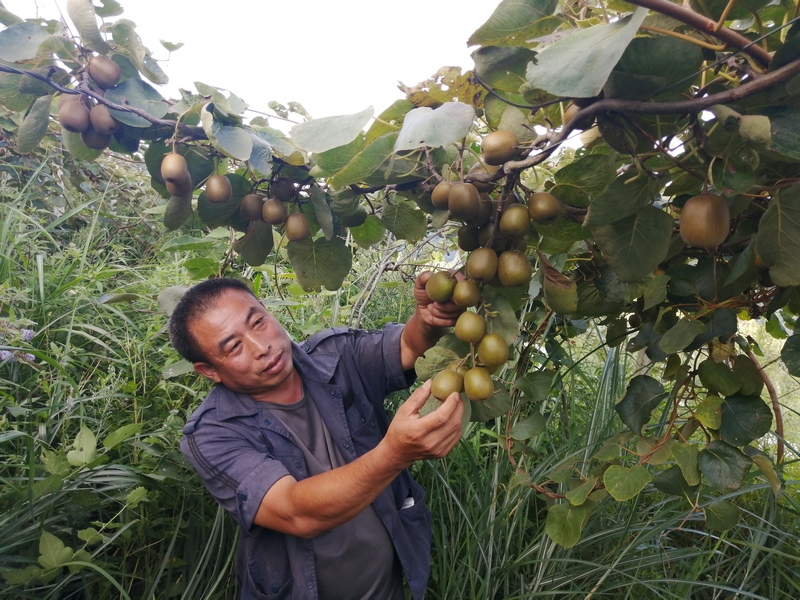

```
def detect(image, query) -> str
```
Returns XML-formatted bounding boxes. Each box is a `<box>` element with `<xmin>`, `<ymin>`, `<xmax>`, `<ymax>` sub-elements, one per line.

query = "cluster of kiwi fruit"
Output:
<box><xmin>57</xmin><ymin>55</ymin><xmax>122</xmax><ymax>151</ymax></box>
<box><xmin>426</xmin><ymin>130</ymin><xmax>543</xmax><ymax>403</ymax></box>
<box><xmin>237</xmin><ymin>178</ymin><xmax>310</xmax><ymax>241</ymax></box>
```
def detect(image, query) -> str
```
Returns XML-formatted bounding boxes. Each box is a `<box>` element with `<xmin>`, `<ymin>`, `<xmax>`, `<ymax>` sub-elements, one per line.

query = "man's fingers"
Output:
<box><xmin>400</xmin><ymin>380</ymin><xmax>433</xmax><ymax>415</ymax></box>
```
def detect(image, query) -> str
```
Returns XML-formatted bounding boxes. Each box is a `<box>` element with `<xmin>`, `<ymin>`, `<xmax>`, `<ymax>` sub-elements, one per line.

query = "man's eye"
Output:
<box><xmin>254</xmin><ymin>317</ymin><xmax>264</xmax><ymax>326</ymax></box>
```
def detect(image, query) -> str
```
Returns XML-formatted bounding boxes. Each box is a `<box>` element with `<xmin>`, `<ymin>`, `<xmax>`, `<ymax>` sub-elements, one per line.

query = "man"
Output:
<box><xmin>169</xmin><ymin>274</ymin><xmax>465</xmax><ymax>600</ymax></box>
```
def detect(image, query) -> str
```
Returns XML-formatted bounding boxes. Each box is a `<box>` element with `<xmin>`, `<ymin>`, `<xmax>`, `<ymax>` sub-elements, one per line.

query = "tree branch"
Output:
<box><xmin>746</xmin><ymin>349</ymin><xmax>785</xmax><ymax>464</ymax></box>
<box><xmin>625</xmin><ymin>0</ymin><xmax>772</xmax><ymax>67</ymax></box>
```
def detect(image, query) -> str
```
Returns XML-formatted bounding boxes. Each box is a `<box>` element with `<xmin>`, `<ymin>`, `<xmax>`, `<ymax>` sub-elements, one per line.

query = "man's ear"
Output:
<box><xmin>194</xmin><ymin>362</ymin><xmax>222</xmax><ymax>383</ymax></box>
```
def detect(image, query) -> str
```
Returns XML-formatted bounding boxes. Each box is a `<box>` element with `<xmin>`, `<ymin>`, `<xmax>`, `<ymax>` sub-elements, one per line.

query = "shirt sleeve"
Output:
<box><xmin>181</xmin><ymin>412</ymin><xmax>291</xmax><ymax>533</ymax></box>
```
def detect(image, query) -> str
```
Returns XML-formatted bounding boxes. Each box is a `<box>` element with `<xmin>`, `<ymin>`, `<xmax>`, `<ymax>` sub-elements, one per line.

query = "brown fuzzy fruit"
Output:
<box><xmin>262</xmin><ymin>198</ymin><xmax>288</xmax><ymax>225</ymax></box>
<box><xmin>431</xmin><ymin>369</ymin><xmax>464</xmax><ymax>401</ymax></box>
<box><xmin>477</xmin><ymin>333</ymin><xmax>509</xmax><ymax>369</ymax></box>
<box><xmin>205</xmin><ymin>175</ymin><xmax>233</xmax><ymax>204</ymax></box>
<box><xmin>679</xmin><ymin>194</ymin><xmax>731</xmax><ymax>249</ymax></box>
<box><xmin>497</xmin><ymin>250</ymin><xmax>532</xmax><ymax>287</ymax></box>
<box><xmin>431</xmin><ymin>181</ymin><xmax>453</xmax><ymax>210</ymax></box>
<box><xmin>240</xmin><ymin>194</ymin><xmax>265</xmax><ymax>221</ymax></box>
<box><xmin>469</xmin><ymin>194</ymin><xmax>494</xmax><ymax>228</ymax></box>
<box><xmin>447</xmin><ymin>360</ymin><xmax>469</xmax><ymax>378</ymax></box>
<box><xmin>284</xmin><ymin>213</ymin><xmax>310</xmax><ymax>241</ymax></box>
<box><xmin>463</xmin><ymin>367</ymin><xmax>494</xmax><ymax>401</ymax></box>
<box><xmin>80</xmin><ymin>126</ymin><xmax>110</xmax><ymax>150</ymax></box>
<box><xmin>58</xmin><ymin>100</ymin><xmax>90</xmax><ymax>133</ymax></box>
<box><xmin>481</xmin><ymin>130</ymin><xmax>519</xmax><ymax>166</ymax></box>
<box><xmin>455</xmin><ymin>311</ymin><xmax>486</xmax><ymax>344</ymax></box>
<box><xmin>425</xmin><ymin>271</ymin><xmax>457</xmax><ymax>303</ymax></box>
<box><xmin>89</xmin><ymin>104</ymin><xmax>120</xmax><ymax>135</ymax></box>
<box><xmin>457</xmin><ymin>225</ymin><xmax>480</xmax><ymax>252</ymax></box>
<box><xmin>339</xmin><ymin>206</ymin><xmax>368</xmax><ymax>227</ymax></box>
<box><xmin>448</xmin><ymin>183</ymin><xmax>481</xmax><ymax>221</ymax></box>
<box><xmin>528</xmin><ymin>192</ymin><xmax>562</xmax><ymax>225</ymax></box>
<box><xmin>452</xmin><ymin>279</ymin><xmax>481</xmax><ymax>308</ymax></box>
<box><xmin>499</xmin><ymin>204</ymin><xmax>530</xmax><ymax>238</ymax></box>
<box><xmin>466</xmin><ymin>247</ymin><xmax>499</xmax><ymax>282</ymax></box>
<box><xmin>87</xmin><ymin>55</ymin><xmax>121</xmax><ymax>89</ymax></box>
<box><xmin>161</xmin><ymin>153</ymin><xmax>190</xmax><ymax>185</ymax></box>
<box><xmin>270</xmin><ymin>178</ymin><xmax>294</xmax><ymax>203</ymax></box>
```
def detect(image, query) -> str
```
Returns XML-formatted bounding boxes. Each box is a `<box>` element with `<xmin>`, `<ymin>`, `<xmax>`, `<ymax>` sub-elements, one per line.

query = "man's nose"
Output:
<box><xmin>247</xmin><ymin>332</ymin><xmax>271</xmax><ymax>356</ymax></box>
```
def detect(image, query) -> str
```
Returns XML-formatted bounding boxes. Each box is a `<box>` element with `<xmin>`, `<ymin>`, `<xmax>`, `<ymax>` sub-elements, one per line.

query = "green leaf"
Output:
<box><xmin>472</xmin><ymin>46</ymin><xmax>539</xmax><ymax>93</ymax></box>
<box><xmin>350</xmin><ymin>215</ymin><xmax>385</xmax><ymax>248</ymax></box>
<box><xmin>510</xmin><ymin>413</ymin><xmax>548</xmax><ymax>441</ymax></box>
<box><xmin>653</xmin><ymin>464</ymin><xmax>698</xmax><ymax>497</ymax></box>
<box><xmin>470</xmin><ymin>382</ymin><xmax>512</xmax><ymax>421</ymax></box>
<box><xmin>0</xmin><ymin>73</ymin><xmax>36</xmax><ymax>111</ymax></box>
<box><xmin>731</xmin><ymin>354</ymin><xmax>764</xmax><ymax>397</ymax></box>
<box><xmin>481</xmin><ymin>289</ymin><xmax>520</xmax><ymax>345</ymax></box>
<box><xmin>614</xmin><ymin>375</ymin><xmax>667</xmax><ymax>435</ymax></box>
<box><xmin>743</xmin><ymin>446</ymin><xmax>784</xmax><ymax>498</ymax></box>
<box><xmin>66</xmin><ymin>0</ymin><xmax>109</xmax><ymax>53</ymax></box>
<box><xmin>247</xmin><ymin>132</ymin><xmax>273</xmax><ymax>177</ymax></box>
<box><xmin>720</xmin><ymin>394</ymin><xmax>772</xmax><ymax>446</ymax></box>
<box><xmin>591</xmin><ymin>205</ymin><xmax>673</xmax><ymax>282</ymax></box>
<box><xmin>308</xmin><ymin>185</ymin><xmax>334</xmax><ymax>240</ymax></box>
<box><xmin>162</xmin><ymin>359</ymin><xmax>195</xmax><ymax>379</ymax></box>
<box><xmin>66</xmin><ymin>425</ymin><xmax>97</xmax><ymax>467</ymax></box>
<box><xmin>515</xmin><ymin>371</ymin><xmax>553</xmax><ymax>403</ymax></box>
<box><xmin>584</xmin><ymin>172</ymin><xmax>661</xmax><ymax>228</ymax></box>
<box><xmin>126</xmin><ymin>486</ymin><xmax>147</xmax><ymax>507</ymax></box>
<box><xmin>468</xmin><ymin>0</ymin><xmax>560</xmax><ymax>46</ymax></box>
<box><xmin>381</xmin><ymin>200</ymin><xmax>427</xmax><ymax>242</ymax></box>
<box><xmin>235</xmin><ymin>221</ymin><xmax>274</xmax><ymax>267</ymax></box>
<box><xmin>554</xmin><ymin>153</ymin><xmax>617</xmax><ymax>198</ymax></box>
<box><xmin>565</xmin><ymin>477</ymin><xmax>597</xmax><ymax>506</ymax></box>
<box><xmin>394</xmin><ymin>102</ymin><xmax>475</xmax><ymax>152</ymax></box>
<box><xmin>0</xmin><ymin>565</ymin><xmax>42</xmax><ymax>585</ymax></box>
<box><xmin>694</xmin><ymin>395</ymin><xmax>723</xmax><ymax>430</ymax></box>
<box><xmin>40</xmin><ymin>448</ymin><xmax>70</xmax><ymax>477</ymax></box>
<box><xmin>17</xmin><ymin>95</ymin><xmax>53</xmax><ymax>154</ymax></box>
<box><xmin>545</xmin><ymin>503</ymin><xmax>586</xmax><ymax>548</ymax></box>
<box><xmin>704</xmin><ymin>500</ymin><xmax>740</xmax><ymax>531</ymax></box>
<box><xmin>290</xmin><ymin>106</ymin><xmax>373</xmax><ymax>153</ymax></box>
<box><xmin>603</xmin><ymin>464</ymin><xmax>652</xmax><ymax>501</ymax></box>
<box><xmin>643</xmin><ymin>273</ymin><xmax>670</xmax><ymax>310</ymax></box>
<box><xmin>62</xmin><ymin>128</ymin><xmax>103</xmax><ymax>162</ymax></box>
<box><xmin>763</xmin><ymin>106</ymin><xmax>800</xmax><ymax>161</ymax></box>
<box><xmin>38</xmin><ymin>531</ymin><xmax>74</xmax><ymax>570</ymax></box>
<box><xmin>415</xmin><ymin>346</ymin><xmax>460</xmax><ymax>381</ymax></box>
<box><xmin>95</xmin><ymin>0</ymin><xmax>123</xmax><ymax>17</ymax></box>
<box><xmin>161</xmin><ymin>236</ymin><xmax>216</xmax><ymax>252</ymax></box>
<box><xmin>78</xmin><ymin>527</ymin><xmax>104</xmax><ymax>546</ymax></box>
<box><xmin>287</xmin><ymin>237</ymin><xmax>352</xmax><ymax>292</ymax></box>
<box><xmin>157</xmin><ymin>285</ymin><xmax>188</xmax><ymax>316</ymax></box>
<box><xmin>698</xmin><ymin>359</ymin><xmax>741</xmax><ymax>396</ymax></box>
<box><xmin>671</xmin><ymin>442</ymin><xmax>701</xmax><ymax>486</ymax></box>
<box><xmin>109</xmin><ymin>19</ymin><xmax>168</xmax><ymax>84</ymax></box>
<box><xmin>104</xmin><ymin>78</ymin><xmax>168</xmax><ymax>128</ymax></box>
<box><xmin>659</xmin><ymin>318</ymin><xmax>707</xmax><ymax>354</ymax></box>
<box><xmin>103</xmin><ymin>423</ymin><xmax>141</xmax><ymax>449</ymax></box>
<box><xmin>636</xmin><ymin>436</ymin><xmax>674</xmax><ymax>466</ymax></box>
<box><xmin>328</xmin><ymin>133</ymin><xmax>397</xmax><ymax>189</ymax></box>
<box><xmin>698</xmin><ymin>440</ymin><xmax>752</xmax><ymax>490</ymax></box>
<box><xmin>201</xmin><ymin>105</ymin><xmax>253</xmax><ymax>160</ymax></box>
<box><xmin>526</xmin><ymin>8</ymin><xmax>648</xmax><ymax>98</ymax></box>
<box><xmin>0</xmin><ymin>22</ymin><xmax>52</xmax><ymax>62</ymax></box>
<box><xmin>754</xmin><ymin>184</ymin><xmax>800</xmax><ymax>287</ymax></box>
<box><xmin>780</xmin><ymin>334</ymin><xmax>800</xmax><ymax>377</ymax></box>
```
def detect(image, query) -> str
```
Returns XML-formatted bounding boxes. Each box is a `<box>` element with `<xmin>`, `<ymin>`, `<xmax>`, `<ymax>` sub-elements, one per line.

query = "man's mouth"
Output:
<box><xmin>261</xmin><ymin>351</ymin><xmax>283</xmax><ymax>374</ymax></box>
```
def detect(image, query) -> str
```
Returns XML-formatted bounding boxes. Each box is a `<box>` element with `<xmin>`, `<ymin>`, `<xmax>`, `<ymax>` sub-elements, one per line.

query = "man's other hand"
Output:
<box><xmin>413</xmin><ymin>270</ymin><xmax>465</xmax><ymax>329</ymax></box>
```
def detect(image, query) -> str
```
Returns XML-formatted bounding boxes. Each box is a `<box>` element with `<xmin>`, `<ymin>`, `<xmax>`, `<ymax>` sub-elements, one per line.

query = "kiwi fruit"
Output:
<box><xmin>58</xmin><ymin>100</ymin><xmax>90</xmax><ymax>133</ymax></box>
<box><xmin>205</xmin><ymin>175</ymin><xmax>233</xmax><ymax>204</ymax></box>
<box><xmin>80</xmin><ymin>126</ymin><xmax>110</xmax><ymax>150</ymax></box>
<box><xmin>679</xmin><ymin>194</ymin><xmax>730</xmax><ymax>249</ymax></box>
<box><xmin>455</xmin><ymin>311</ymin><xmax>486</xmax><ymax>344</ymax></box>
<box><xmin>448</xmin><ymin>183</ymin><xmax>481</xmax><ymax>221</ymax></box>
<box><xmin>87</xmin><ymin>55</ymin><xmax>121</xmax><ymax>89</ymax></box>
<box><xmin>339</xmin><ymin>205</ymin><xmax>367</xmax><ymax>227</ymax></box>
<box><xmin>528</xmin><ymin>192</ymin><xmax>562</xmax><ymax>225</ymax></box>
<box><xmin>497</xmin><ymin>250</ymin><xmax>532</xmax><ymax>287</ymax></box>
<box><xmin>447</xmin><ymin>359</ymin><xmax>469</xmax><ymax>378</ymax></box>
<box><xmin>58</xmin><ymin>92</ymin><xmax>91</xmax><ymax>109</ymax></box>
<box><xmin>477</xmin><ymin>333</ymin><xmax>509</xmax><ymax>369</ymax></box>
<box><xmin>431</xmin><ymin>181</ymin><xmax>453</xmax><ymax>210</ymax></box>
<box><xmin>466</xmin><ymin>247</ymin><xmax>499</xmax><ymax>282</ymax></box>
<box><xmin>262</xmin><ymin>198</ymin><xmax>288</xmax><ymax>225</ymax></box>
<box><xmin>499</xmin><ymin>204</ymin><xmax>531</xmax><ymax>238</ymax></box>
<box><xmin>166</xmin><ymin>173</ymin><xmax>194</xmax><ymax>199</ymax></box>
<box><xmin>271</xmin><ymin>178</ymin><xmax>295</xmax><ymax>202</ymax></box>
<box><xmin>240</xmin><ymin>194</ymin><xmax>265</xmax><ymax>221</ymax></box>
<box><xmin>477</xmin><ymin>222</ymin><xmax>506</xmax><ymax>252</ymax></box>
<box><xmin>464</xmin><ymin>367</ymin><xmax>494</xmax><ymax>401</ymax></box>
<box><xmin>481</xmin><ymin>130</ymin><xmax>519</xmax><ymax>166</ymax></box>
<box><xmin>457</xmin><ymin>224</ymin><xmax>480</xmax><ymax>252</ymax></box>
<box><xmin>467</xmin><ymin>162</ymin><xmax>499</xmax><ymax>192</ymax></box>
<box><xmin>284</xmin><ymin>213</ymin><xmax>310</xmax><ymax>241</ymax></box>
<box><xmin>468</xmin><ymin>194</ymin><xmax>494</xmax><ymax>227</ymax></box>
<box><xmin>431</xmin><ymin>369</ymin><xmax>463</xmax><ymax>401</ymax></box>
<box><xmin>89</xmin><ymin>104</ymin><xmax>120</xmax><ymax>135</ymax></box>
<box><xmin>161</xmin><ymin>153</ymin><xmax>190</xmax><ymax>185</ymax></box>
<box><xmin>425</xmin><ymin>271</ymin><xmax>457</xmax><ymax>303</ymax></box>
<box><xmin>452</xmin><ymin>279</ymin><xmax>481</xmax><ymax>308</ymax></box>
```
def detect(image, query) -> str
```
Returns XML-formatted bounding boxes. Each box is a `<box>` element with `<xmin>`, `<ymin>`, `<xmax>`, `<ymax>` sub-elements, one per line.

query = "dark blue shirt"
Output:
<box><xmin>181</xmin><ymin>324</ymin><xmax>432</xmax><ymax>599</ymax></box>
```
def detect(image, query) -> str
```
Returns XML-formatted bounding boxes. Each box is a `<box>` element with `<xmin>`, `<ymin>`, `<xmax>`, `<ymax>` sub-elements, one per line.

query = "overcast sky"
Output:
<box><xmin>8</xmin><ymin>0</ymin><xmax>497</xmax><ymax>123</ymax></box>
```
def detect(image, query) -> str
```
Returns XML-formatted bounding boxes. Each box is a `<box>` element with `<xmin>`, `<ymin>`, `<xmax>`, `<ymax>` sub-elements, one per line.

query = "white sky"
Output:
<box><xmin>8</xmin><ymin>0</ymin><xmax>497</xmax><ymax>123</ymax></box>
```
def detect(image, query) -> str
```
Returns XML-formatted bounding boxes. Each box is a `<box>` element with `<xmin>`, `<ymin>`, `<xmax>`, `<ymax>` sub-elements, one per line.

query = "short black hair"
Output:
<box><xmin>168</xmin><ymin>277</ymin><xmax>256</xmax><ymax>363</ymax></box>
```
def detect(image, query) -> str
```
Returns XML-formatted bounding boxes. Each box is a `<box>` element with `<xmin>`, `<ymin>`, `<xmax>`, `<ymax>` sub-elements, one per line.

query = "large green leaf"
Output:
<box><xmin>394</xmin><ymin>102</ymin><xmax>475</xmax><ymax>152</ymax></box>
<box><xmin>698</xmin><ymin>440</ymin><xmax>752</xmax><ymax>491</ymax></box>
<box><xmin>468</xmin><ymin>0</ymin><xmax>560</xmax><ymax>46</ymax></box>
<box><xmin>526</xmin><ymin>7</ymin><xmax>648</xmax><ymax>98</ymax></box>
<box><xmin>554</xmin><ymin>153</ymin><xmax>617</xmax><ymax>198</ymax></box>
<box><xmin>201</xmin><ymin>105</ymin><xmax>253</xmax><ymax>160</ymax></box>
<box><xmin>66</xmin><ymin>425</ymin><xmax>97</xmax><ymax>467</ymax></box>
<box><xmin>653</xmin><ymin>464</ymin><xmax>698</xmax><ymax>497</ymax></box>
<box><xmin>481</xmin><ymin>289</ymin><xmax>520</xmax><ymax>345</ymax></box>
<box><xmin>704</xmin><ymin>500</ymin><xmax>740</xmax><ymax>531</ymax></box>
<box><xmin>62</xmin><ymin>128</ymin><xmax>103</xmax><ymax>161</ymax></box>
<box><xmin>290</xmin><ymin>106</ymin><xmax>373</xmax><ymax>153</ymax></box>
<box><xmin>17</xmin><ymin>95</ymin><xmax>52</xmax><ymax>153</ymax></box>
<box><xmin>780</xmin><ymin>334</ymin><xmax>800</xmax><ymax>377</ymax></box>
<box><xmin>546</xmin><ymin>503</ymin><xmax>586</xmax><ymax>548</ymax></box>
<box><xmin>470</xmin><ymin>381</ymin><xmax>512</xmax><ymax>421</ymax></box>
<box><xmin>0</xmin><ymin>22</ymin><xmax>52</xmax><ymax>61</ymax></box>
<box><xmin>672</xmin><ymin>442</ymin><xmax>701</xmax><ymax>486</ymax></box>
<box><xmin>659</xmin><ymin>318</ymin><xmax>706</xmax><ymax>355</ymax></box>
<box><xmin>591</xmin><ymin>205</ymin><xmax>673</xmax><ymax>282</ymax></box>
<box><xmin>105</xmin><ymin>78</ymin><xmax>168</xmax><ymax>128</ymax></box>
<box><xmin>472</xmin><ymin>46</ymin><xmax>539</xmax><ymax>93</ymax></box>
<box><xmin>308</xmin><ymin>185</ymin><xmax>334</xmax><ymax>240</ymax></box>
<box><xmin>287</xmin><ymin>237</ymin><xmax>352</xmax><ymax>292</ymax></box>
<box><xmin>754</xmin><ymin>184</ymin><xmax>800</xmax><ymax>287</ymax></box>
<box><xmin>763</xmin><ymin>106</ymin><xmax>800</xmax><ymax>161</ymax></box>
<box><xmin>110</xmin><ymin>19</ymin><xmax>168</xmax><ymax>84</ymax></box>
<box><xmin>381</xmin><ymin>200</ymin><xmax>427</xmax><ymax>242</ymax></box>
<box><xmin>38</xmin><ymin>531</ymin><xmax>74</xmax><ymax>570</ymax></box>
<box><xmin>328</xmin><ymin>133</ymin><xmax>397</xmax><ymax>189</ymax></box>
<box><xmin>604</xmin><ymin>465</ymin><xmax>652</xmax><ymax>501</ymax></box>
<box><xmin>248</xmin><ymin>132</ymin><xmax>273</xmax><ymax>177</ymax></box>
<box><xmin>720</xmin><ymin>394</ymin><xmax>773</xmax><ymax>446</ymax></box>
<box><xmin>0</xmin><ymin>73</ymin><xmax>36</xmax><ymax>111</ymax></box>
<box><xmin>66</xmin><ymin>0</ymin><xmax>109</xmax><ymax>53</ymax></box>
<box><xmin>583</xmin><ymin>172</ymin><xmax>661</xmax><ymax>228</ymax></box>
<box><xmin>350</xmin><ymin>215</ymin><xmax>385</xmax><ymax>248</ymax></box>
<box><xmin>614</xmin><ymin>375</ymin><xmax>667</xmax><ymax>435</ymax></box>
<box><xmin>235</xmin><ymin>220</ymin><xmax>274</xmax><ymax>267</ymax></box>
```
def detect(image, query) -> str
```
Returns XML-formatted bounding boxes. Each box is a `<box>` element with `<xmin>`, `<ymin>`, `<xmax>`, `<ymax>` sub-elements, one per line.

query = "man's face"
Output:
<box><xmin>189</xmin><ymin>289</ymin><xmax>296</xmax><ymax>400</ymax></box>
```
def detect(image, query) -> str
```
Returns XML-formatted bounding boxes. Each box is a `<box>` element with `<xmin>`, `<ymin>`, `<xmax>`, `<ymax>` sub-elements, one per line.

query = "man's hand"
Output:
<box><xmin>412</xmin><ymin>270</ymin><xmax>464</xmax><ymax>329</ymax></box>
